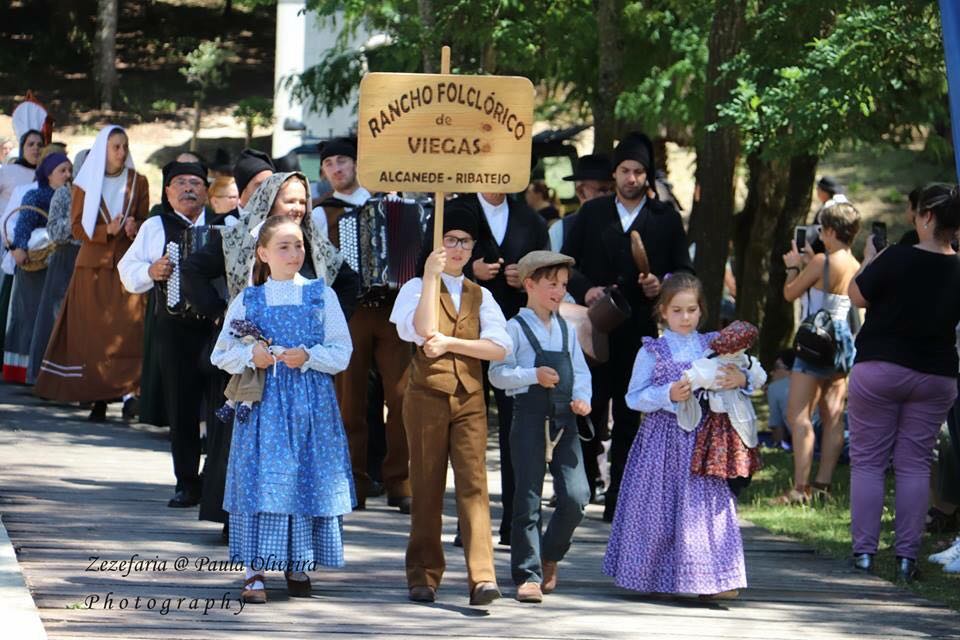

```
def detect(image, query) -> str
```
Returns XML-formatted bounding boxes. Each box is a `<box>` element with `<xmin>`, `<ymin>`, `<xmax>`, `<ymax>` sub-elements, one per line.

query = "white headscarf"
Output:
<box><xmin>74</xmin><ymin>125</ymin><xmax>135</xmax><ymax>240</ymax></box>
<box><xmin>11</xmin><ymin>101</ymin><xmax>47</xmax><ymax>143</ymax></box>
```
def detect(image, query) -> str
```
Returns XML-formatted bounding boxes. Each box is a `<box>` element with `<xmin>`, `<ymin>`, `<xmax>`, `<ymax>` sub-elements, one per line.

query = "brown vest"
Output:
<box><xmin>409</xmin><ymin>277</ymin><xmax>484</xmax><ymax>394</ymax></box>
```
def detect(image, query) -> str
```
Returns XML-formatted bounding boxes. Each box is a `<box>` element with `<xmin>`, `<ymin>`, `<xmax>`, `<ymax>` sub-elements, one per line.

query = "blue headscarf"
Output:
<box><xmin>35</xmin><ymin>152</ymin><xmax>69</xmax><ymax>188</ymax></box>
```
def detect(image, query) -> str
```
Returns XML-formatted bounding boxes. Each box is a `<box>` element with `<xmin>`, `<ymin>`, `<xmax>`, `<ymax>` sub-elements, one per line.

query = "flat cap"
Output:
<box><xmin>517</xmin><ymin>250</ymin><xmax>576</xmax><ymax>282</ymax></box>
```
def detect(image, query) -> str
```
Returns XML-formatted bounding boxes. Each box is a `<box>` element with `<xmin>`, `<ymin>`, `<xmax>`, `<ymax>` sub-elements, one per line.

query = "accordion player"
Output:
<box><xmin>324</xmin><ymin>195</ymin><xmax>432</xmax><ymax>306</ymax></box>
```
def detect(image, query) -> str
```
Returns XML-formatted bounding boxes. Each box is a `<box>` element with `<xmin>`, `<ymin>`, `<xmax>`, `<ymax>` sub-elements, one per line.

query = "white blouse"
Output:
<box><xmin>389</xmin><ymin>272</ymin><xmax>512</xmax><ymax>353</ymax></box>
<box><xmin>210</xmin><ymin>274</ymin><xmax>353</xmax><ymax>376</ymax></box>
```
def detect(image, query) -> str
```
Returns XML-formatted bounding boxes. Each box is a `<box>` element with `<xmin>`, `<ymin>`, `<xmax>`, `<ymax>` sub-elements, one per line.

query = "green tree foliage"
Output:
<box><xmin>719</xmin><ymin>1</ymin><xmax>947</xmax><ymax>159</ymax></box>
<box><xmin>234</xmin><ymin>97</ymin><xmax>274</xmax><ymax>145</ymax></box>
<box><xmin>180</xmin><ymin>38</ymin><xmax>231</xmax><ymax>150</ymax></box>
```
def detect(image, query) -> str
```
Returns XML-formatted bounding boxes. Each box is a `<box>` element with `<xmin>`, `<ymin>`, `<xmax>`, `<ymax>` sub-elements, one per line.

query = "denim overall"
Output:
<box><xmin>509</xmin><ymin>314</ymin><xmax>591</xmax><ymax>585</ymax></box>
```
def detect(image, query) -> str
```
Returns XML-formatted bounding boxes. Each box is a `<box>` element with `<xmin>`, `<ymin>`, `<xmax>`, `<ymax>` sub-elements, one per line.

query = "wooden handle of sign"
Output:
<box><xmin>431</xmin><ymin>45</ymin><xmax>452</xmax><ymax>334</ymax></box>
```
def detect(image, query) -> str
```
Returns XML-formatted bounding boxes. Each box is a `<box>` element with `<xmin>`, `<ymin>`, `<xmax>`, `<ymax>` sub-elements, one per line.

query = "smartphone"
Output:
<box><xmin>794</xmin><ymin>226</ymin><xmax>807</xmax><ymax>251</ymax></box>
<box><xmin>872</xmin><ymin>221</ymin><xmax>888</xmax><ymax>251</ymax></box>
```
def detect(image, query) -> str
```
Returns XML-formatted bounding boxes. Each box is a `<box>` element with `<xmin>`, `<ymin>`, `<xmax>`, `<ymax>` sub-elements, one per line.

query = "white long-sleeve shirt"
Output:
<box><xmin>118</xmin><ymin>208</ymin><xmax>236</xmax><ymax>294</ymax></box>
<box><xmin>488</xmin><ymin>308</ymin><xmax>591</xmax><ymax>402</ymax></box>
<box><xmin>389</xmin><ymin>272</ymin><xmax>512</xmax><ymax>354</ymax></box>
<box><xmin>210</xmin><ymin>274</ymin><xmax>352</xmax><ymax>375</ymax></box>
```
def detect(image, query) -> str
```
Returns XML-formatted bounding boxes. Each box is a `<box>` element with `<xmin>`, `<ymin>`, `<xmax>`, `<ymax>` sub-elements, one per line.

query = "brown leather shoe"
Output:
<box><xmin>515</xmin><ymin>582</ymin><xmax>543</xmax><ymax>603</ymax></box>
<box><xmin>469</xmin><ymin>581</ymin><xmax>501</xmax><ymax>606</ymax></box>
<box><xmin>285</xmin><ymin>573</ymin><xmax>312</xmax><ymax>598</ymax></box>
<box><xmin>241</xmin><ymin>575</ymin><xmax>267</xmax><ymax>604</ymax></box>
<box><xmin>408</xmin><ymin>585</ymin><xmax>436</xmax><ymax>602</ymax></box>
<box><xmin>542</xmin><ymin>560</ymin><xmax>558</xmax><ymax>594</ymax></box>
<box><xmin>698</xmin><ymin>589</ymin><xmax>740</xmax><ymax>600</ymax></box>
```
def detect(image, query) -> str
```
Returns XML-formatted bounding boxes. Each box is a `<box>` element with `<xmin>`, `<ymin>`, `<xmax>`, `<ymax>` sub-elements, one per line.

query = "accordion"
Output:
<box><xmin>337</xmin><ymin>196</ymin><xmax>430</xmax><ymax>302</ymax></box>
<box><xmin>158</xmin><ymin>224</ymin><xmax>228</xmax><ymax>321</ymax></box>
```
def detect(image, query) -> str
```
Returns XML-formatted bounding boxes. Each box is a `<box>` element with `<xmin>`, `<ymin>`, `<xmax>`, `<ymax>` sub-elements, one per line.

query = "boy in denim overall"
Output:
<box><xmin>489</xmin><ymin>250</ymin><xmax>592</xmax><ymax>603</ymax></box>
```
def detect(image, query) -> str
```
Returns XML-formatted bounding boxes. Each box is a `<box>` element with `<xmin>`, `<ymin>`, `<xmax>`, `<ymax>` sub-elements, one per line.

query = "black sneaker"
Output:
<box><xmin>87</xmin><ymin>401</ymin><xmax>107</xmax><ymax>422</ymax></box>
<box><xmin>121</xmin><ymin>397</ymin><xmax>139</xmax><ymax>421</ymax></box>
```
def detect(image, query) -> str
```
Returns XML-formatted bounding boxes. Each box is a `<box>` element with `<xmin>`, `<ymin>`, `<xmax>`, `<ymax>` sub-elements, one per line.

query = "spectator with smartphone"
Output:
<box><xmin>774</xmin><ymin>202</ymin><xmax>861</xmax><ymax>505</ymax></box>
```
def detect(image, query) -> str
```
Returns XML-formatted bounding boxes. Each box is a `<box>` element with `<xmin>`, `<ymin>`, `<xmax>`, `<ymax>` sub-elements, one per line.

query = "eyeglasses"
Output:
<box><xmin>442</xmin><ymin>235</ymin><xmax>475</xmax><ymax>250</ymax></box>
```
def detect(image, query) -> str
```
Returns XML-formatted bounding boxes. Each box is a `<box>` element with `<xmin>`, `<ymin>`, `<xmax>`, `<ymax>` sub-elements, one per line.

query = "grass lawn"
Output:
<box><xmin>740</xmin><ymin>446</ymin><xmax>960</xmax><ymax>611</ymax></box>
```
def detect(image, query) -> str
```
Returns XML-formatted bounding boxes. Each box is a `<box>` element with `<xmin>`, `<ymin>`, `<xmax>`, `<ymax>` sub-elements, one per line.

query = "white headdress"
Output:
<box><xmin>74</xmin><ymin>125</ymin><xmax>135</xmax><ymax>240</ymax></box>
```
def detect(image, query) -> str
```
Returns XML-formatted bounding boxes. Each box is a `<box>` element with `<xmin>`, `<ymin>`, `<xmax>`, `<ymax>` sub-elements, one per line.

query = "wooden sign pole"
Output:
<box><xmin>431</xmin><ymin>45</ymin><xmax>452</xmax><ymax>333</ymax></box>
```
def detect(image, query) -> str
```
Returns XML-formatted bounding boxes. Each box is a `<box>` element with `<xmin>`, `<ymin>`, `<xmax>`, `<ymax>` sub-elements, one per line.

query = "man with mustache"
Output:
<box><xmin>118</xmin><ymin>161</ymin><xmax>234</xmax><ymax>507</ymax></box>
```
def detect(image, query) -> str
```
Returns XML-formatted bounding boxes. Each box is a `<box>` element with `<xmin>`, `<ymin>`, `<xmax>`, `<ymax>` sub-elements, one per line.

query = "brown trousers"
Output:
<box><xmin>403</xmin><ymin>381</ymin><xmax>496</xmax><ymax>591</ymax></box>
<box><xmin>335</xmin><ymin>306</ymin><xmax>413</xmax><ymax>499</ymax></box>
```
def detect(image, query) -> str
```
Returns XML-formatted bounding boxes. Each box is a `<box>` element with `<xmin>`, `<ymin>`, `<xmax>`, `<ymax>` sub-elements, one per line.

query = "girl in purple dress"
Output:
<box><xmin>602</xmin><ymin>273</ymin><xmax>749</xmax><ymax>599</ymax></box>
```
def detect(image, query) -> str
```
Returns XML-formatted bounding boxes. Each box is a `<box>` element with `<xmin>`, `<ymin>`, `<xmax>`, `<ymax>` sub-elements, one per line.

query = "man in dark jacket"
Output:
<box><xmin>468</xmin><ymin>191</ymin><xmax>549</xmax><ymax>544</ymax></box>
<box><xmin>562</xmin><ymin>132</ymin><xmax>693</xmax><ymax>521</ymax></box>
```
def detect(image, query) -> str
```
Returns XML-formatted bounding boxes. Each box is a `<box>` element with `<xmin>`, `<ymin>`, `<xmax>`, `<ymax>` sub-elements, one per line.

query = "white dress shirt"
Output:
<box><xmin>210</xmin><ymin>273</ymin><xmax>352</xmax><ymax>375</ymax></box>
<box><xmin>615</xmin><ymin>196</ymin><xmax>647</xmax><ymax>232</ymax></box>
<box><xmin>488</xmin><ymin>308</ymin><xmax>592</xmax><ymax>402</ymax></box>
<box><xmin>118</xmin><ymin>208</ymin><xmax>234</xmax><ymax>294</ymax></box>
<box><xmin>389</xmin><ymin>272</ymin><xmax>512</xmax><ymax>352</ymax></box>
<box><xmin>477</xmin><ymin>194</ymin><xmax>509</xmax><ymax>245</ymax></box>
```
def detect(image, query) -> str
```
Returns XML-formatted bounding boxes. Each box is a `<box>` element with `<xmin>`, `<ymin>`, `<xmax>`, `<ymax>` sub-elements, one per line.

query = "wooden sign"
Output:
<box><xmin>357</xmin><ymin>72</ymin><xmax>535</xmax><ymax>193</ymax></box>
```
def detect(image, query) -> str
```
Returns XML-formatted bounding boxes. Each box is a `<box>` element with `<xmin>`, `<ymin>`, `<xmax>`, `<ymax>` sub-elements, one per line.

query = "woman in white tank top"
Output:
<box><xmin>774</xmin><ymin>202</ymin><xmax>862</xmax><ymax>505</ymax></box>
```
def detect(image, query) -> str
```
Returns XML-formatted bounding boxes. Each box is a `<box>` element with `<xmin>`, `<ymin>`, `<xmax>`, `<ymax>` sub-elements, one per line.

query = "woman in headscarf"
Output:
<box><xmin>2</xmin><ymin>150</ymin><xmax>72</xmax><ymax>383</ymax></box>
<box><xmin>34</xmin><ymin>126</ymin><xmax>149</xmax><ymax>421</ymax></box>
<box><xmin>26</xmin><ymin>149</ymin><xmax>88</xmax><ymax>385</ymax></box>
<box><xmin>185</xmin><ymin>171</ymin><xmax>357</xmax><ymax>540</ymax></box>
<box><xmin>0</xmin><ymin>99</ymin><xmax>49</xmax><ymax>354</ymax></box>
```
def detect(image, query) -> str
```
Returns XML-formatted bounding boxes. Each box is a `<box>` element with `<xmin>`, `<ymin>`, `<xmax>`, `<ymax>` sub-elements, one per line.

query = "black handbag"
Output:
<box><xmin>793</xmin><ymin>258</ymin><xmax>838</xmax><ymax>368</ymax></box>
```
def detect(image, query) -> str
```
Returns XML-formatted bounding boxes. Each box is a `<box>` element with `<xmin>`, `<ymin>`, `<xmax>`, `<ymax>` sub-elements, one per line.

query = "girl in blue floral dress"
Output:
<box><xmin>211</xmin><ymin>215</ymin><xmax>355</xmax><ymax>604</ymax></box>
<box><xmin>603</xmin><ymin>273</ymin><xmax>755</xmax><ymax>599</ymax></box>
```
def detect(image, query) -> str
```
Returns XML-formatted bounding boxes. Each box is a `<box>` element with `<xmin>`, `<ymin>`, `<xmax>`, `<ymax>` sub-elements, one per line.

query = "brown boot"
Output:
<box><xmin>515</xmin><ymin>582</ymin><xmax>543</xmax><ymax>603</ymax></box>
<box><xmin>542</xmin><ymin>560</ymin><xmax>558</xmax><ymax>594</ymax></box>
<box><xmin>241</xmin><ymin>575</ymin><xmax>267</xmax><ymax>604</ymax></box>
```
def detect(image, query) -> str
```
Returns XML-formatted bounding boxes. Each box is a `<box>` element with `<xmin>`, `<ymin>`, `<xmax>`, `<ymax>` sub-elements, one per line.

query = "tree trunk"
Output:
<box><xmin>688</xmin><ymin>0</ymin><xmax>747</xmax><ymax>329</ymax></box>
<box><xmin>191</xmin><ymin>98</ymin><xmax>202</xmax><ymax>152</ymax></box>
<box><xmin>417</xmin><ymin>0</ymin><xmax>435</xmax><ymax>73</ymax></box>
<box><xmin>95</xmin><ymin>0</ymin><xmax>118</xmax><ymax>111</ymax></box>
<box><xmin>757</xmin><ymin>153</ymin><xmax>818</xmax><ymax>366</ymax></box>
<box><xmin>223</xmin><ymin>0</ymin><xmax>232</xmax><ymax>18</ymax></box>
<box><xmin>732</xmin><ymin>153</ymin><xmax>789</xmax><ymax>337</ymax></box>
<box><xmin>245</xmin><ymin>120</ymin><xmax>253</xmax><ymax>147</ymax></box>
<box><xmin>593</xmin><ymin>0</ymin><xmax>624</xmax><ymax>155</ymax></box>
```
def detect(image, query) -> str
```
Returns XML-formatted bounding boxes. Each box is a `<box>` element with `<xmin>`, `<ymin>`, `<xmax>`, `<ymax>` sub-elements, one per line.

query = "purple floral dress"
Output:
<box><xmin>602</xmin><ymin>329</ymin><xmax>747</xmax><ymax>595</ymax></box>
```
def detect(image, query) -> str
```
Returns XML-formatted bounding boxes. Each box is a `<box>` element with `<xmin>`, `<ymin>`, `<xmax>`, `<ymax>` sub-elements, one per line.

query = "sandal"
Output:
<box><xmin>241</xmin><ymin>574</ymin><xmax>267</xmax><ymax>604</ymax></box>
<box><xmin>767</xmin><ymin>486</ymin><xmax>810</xmax><ymax>506</ymax></box>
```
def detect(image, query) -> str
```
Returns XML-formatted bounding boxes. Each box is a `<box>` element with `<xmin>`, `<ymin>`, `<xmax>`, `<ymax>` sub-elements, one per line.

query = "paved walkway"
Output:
<box><xmin>0</xmin><ymin>384</ymin><xmax>958</xmax><ymax>639</ymax></box>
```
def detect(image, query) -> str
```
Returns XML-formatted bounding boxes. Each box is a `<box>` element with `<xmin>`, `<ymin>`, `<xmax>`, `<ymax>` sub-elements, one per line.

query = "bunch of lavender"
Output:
<box><xmin>215</xmin><ymin>320</ymin><xmax>270</xmax><ymax>424</ymax></box>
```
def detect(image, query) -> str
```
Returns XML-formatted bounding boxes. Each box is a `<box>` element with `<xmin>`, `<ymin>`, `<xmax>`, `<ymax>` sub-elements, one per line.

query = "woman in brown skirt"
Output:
<box><xmin>34</xmin><ymin>125</ymin><xmax>149</xmax><ymax>421</ymax></box>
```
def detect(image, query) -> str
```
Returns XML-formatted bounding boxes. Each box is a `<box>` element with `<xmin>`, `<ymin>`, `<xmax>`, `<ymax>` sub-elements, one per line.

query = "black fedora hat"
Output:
<box><xmin>563</xmin><ymin>154</ymin><xmax>613</xmax><ymax>182</ymax></box>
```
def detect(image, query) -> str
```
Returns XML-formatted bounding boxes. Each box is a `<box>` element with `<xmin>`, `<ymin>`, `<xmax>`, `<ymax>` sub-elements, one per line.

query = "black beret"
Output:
<box><xmin>233</xmin><ymin>149</ymin><xmax>275</xmax><ymax>194</ymax></box>
<box><xmin>320</xmin><ymin>138</ymin><xmax>357</xmax><ymax>162</ymax></box>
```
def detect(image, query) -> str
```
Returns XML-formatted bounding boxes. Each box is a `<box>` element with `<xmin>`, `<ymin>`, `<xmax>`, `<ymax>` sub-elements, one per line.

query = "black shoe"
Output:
<box><xmin>498</xmin><ymin>535</ymin><xmax>510</xmax><ymax>547</ymax></box>
<box><xmin>851</xmin><ymin>553</ymin><xmax>874</xmax><ymax>572</ymax></box>
<box><xmin>167</xmin><ymin>489</ymin><xmax>201</xmax><ymax>508</ymax></box>
<box><xmin>388</xmin><ymin>495</ymin><xmax>412</xmax><ymax>514</ymax></box>
<box><xmin>221</xmin><ymin>523</ymin><xmax>229</xmax><ymax>544</ymax></box>
<box><xmin>121</xmin><ymin>397</ymin><xmax>139</xmax><ymax>421</ymax></box>
<box><xmin>895</xmin><ymin>556</ymin><xmax>918</xmax><ymax>583</ymax></box>
<box><xmin>452</xmin><ymin>532</ymin><xmax>463</xmax><ymax>548</ymax></box>
<box><xmin>366</xmin><ymin>480</ymin><xmax>386</xmax><ymax>499</ymax></box>
<box><xmin>353</xmin><ymin>500</ymin><xmax>366</xmax><ymax>511</ymax></box>
<box><xmin>87</xmin><ymin>401</ymin><xmax>108</xmax><ymax>422</ymax></box>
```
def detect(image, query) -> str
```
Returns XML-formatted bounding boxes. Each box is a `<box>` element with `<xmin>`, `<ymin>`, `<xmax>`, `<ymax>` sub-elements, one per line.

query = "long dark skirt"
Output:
<box><xmin>27</xmin><ymin>244</ymin><xmax>79</xmax><ymax>385</ymax></box>
<box><xmin>4</xmin><ymin>267</ymin><xmax>47</xmax><ymax>383</ymax></box>
<box><xmin>0</xmin><ymin>273</ymin><xmax>11</xmax><ymax>352</ymax></box>
<box><xmin>199</xmin><ymin>358</ymin><xmax>231</xmax><ymax>524</ymax></box>
<box><xmin>138</xmin><ymin>295</ymin><xmax>168</xmax><ymax>426</ymax></box>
